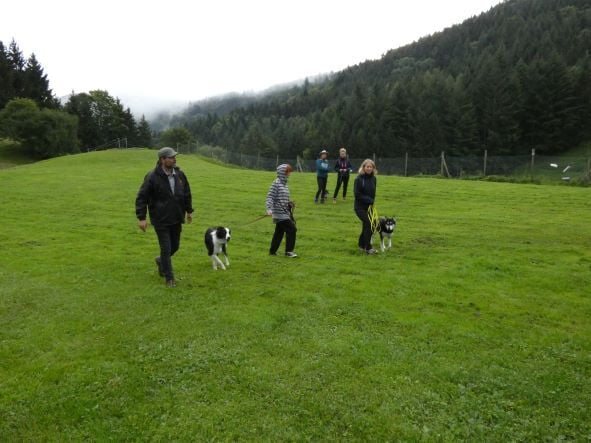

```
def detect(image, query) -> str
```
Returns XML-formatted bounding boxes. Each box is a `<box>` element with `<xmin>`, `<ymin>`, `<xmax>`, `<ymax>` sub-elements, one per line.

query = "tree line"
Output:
<box><xmin>169</xmin><ymin>0</ymin><xmax>591</xmax><ymax>159</ymax></box>
<box><xmin>0</xmin><ymin>39</ymin><xmax>152</xmax><ymax>158</ymax></box>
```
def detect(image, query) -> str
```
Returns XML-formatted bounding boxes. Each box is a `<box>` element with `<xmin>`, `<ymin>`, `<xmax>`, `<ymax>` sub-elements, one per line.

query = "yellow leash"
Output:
<box><xmin>368</xmin><ymin>205</ymin><xmax>380</xmax><ymax>233</ymax></box>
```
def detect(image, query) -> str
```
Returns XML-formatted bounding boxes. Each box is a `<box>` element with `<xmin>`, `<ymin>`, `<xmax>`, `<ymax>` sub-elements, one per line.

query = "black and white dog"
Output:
<box><xmin>378</xmin><ymin>217</ymin><xmax>396</xmax><ymax>252</ymax></box>
<box><xmin>204</xmin><ymin>227</ymin><xmax>231</xmax><ymax>270</ymax></box>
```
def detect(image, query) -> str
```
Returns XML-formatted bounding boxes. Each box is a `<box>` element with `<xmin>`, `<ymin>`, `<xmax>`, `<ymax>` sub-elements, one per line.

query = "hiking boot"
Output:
<box><xmin>285</xmin><ymin>252</ymin><xmax>298</xmax><ymax>258</ymax></box>
<box><xmin>155</xmin><ymin>257</ymin><xmax>164</xmax><ymax>276</ymax></box>
<box><xmin>166</xmin><ymin>279</ymin><xmax>176</xmax><ymax>288</ymax></box>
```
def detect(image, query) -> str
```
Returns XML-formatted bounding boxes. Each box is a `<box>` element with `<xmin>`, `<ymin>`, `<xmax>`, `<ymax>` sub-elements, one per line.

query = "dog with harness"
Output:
<box><xmin>377</xmin><ymin>216</ymin><xmax>396</xmax><ymax>252</ymax></box>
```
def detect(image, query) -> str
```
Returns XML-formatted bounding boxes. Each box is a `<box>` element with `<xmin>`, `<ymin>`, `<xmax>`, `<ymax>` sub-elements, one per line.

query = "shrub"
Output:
<box><xmin>0</xmin><ymin>98</ymin><xmax>79</xmax><ymax>158</ymax></box>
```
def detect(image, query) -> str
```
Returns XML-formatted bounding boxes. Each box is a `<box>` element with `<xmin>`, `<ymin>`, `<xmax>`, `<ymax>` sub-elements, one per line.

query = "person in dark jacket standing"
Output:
<box><xmin>354</xmin><ymin>159</ymin><xmax>378</xmax><ymax>254</ymax></box>
<box><xmin>266</xmin><ymin>163</ymin><xmax>298</xmax><ymax>257</ymax></box>
<box><xmin>136</xmin><ymin>147</ymin><xmax>194</xmax><ymax>287</ymax></box>
<box><xmin>333</xmin><ymin>147</ymin><xmax>353</xmax><ymax>203</ymax></box>
<box><xmin>314</xmin><ymin>149</ymin><xmax>330</xmax><ymax>204</ymax></box>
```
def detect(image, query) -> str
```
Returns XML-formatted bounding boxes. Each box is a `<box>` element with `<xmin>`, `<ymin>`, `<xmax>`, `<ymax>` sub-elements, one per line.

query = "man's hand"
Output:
<box><xmin>186</xmin><ymin>212</ymin><xmax>193</xmax><ymax>224</ymax></box>
<box><xmin>266</xmin><ymin>210</ymin><xmax>272</xmax><ymax>216</ymax></box>
<box><xmin>138</xmin><ymin>219</ymin><xmax>148</xmax><ymax>232</ymax></box>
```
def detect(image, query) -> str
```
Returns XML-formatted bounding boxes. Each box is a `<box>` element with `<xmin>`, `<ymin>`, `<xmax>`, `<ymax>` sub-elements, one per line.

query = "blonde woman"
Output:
<box><xmin>333</xmin><ymin>147</ymin><xmax>353</xmax><ymax>203</ymax></box>
<box><xmin>353</xmin><ymin>159</ymin><xmax>377</xmax><ymax>254</ymax></box>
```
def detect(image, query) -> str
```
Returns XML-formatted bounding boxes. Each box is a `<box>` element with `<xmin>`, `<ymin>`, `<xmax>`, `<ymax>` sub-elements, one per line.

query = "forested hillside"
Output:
<box><xmin>169</xmin><ymin>0</ymin><xmax>591</xmax><ymax>158</ymax></box>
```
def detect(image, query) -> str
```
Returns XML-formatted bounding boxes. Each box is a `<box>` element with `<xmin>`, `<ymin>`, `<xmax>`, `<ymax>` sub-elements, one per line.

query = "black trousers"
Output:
<box><xmin>154</xmin><ymin>223</ymin><xmax>182</xmax><ymax>280</ymax></box>
<box><xmin>355</xmin><ymin>208</ymin><xmax>373</xmax><ymax>250</ymax></box>
<box><xmin>270</xmin><ymin>219</ymin><xmax>297</xmax><ymax>254</ymax></box>
<box><xmin>333</xmin><ymin>174</ymin><xmax>350</xmax><ymax>199</ymax></box>
<box><xmin>315</xmin><ymin>177</ymin><xmax>328</xmax><ymax>201</ymax></box>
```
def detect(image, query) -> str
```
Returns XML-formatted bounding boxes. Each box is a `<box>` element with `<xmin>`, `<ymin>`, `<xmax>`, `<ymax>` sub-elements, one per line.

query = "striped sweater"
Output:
<box><xmin>265</xmin><ymin>164</ymin><xmax>292</xmax><ymax>223</ymax></box>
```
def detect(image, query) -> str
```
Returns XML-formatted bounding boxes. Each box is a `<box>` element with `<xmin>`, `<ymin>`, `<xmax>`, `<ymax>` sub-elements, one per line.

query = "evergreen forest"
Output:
<box><xmin>168</xmin><ymin>0</ymin><xmax>591</xmax><ymax>159</ymax></box>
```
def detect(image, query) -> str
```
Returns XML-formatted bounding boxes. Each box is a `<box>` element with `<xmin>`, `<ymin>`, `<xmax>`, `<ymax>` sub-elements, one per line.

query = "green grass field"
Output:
<box><xmin>1</xmin><ymin>149</ymin><xmax>590</xmax><ymax>440</ymax></box>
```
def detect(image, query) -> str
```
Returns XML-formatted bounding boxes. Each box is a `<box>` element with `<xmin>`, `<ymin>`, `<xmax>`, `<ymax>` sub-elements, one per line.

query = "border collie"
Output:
<box><xmin>204</xmin><ymin>227</ymin><xmax>231</xmax><ymax>270</ymax></box>
<box><xmin>378</xmin><ymin>217</ymin><xmax>396</xmax><ymax>252</ymax></box>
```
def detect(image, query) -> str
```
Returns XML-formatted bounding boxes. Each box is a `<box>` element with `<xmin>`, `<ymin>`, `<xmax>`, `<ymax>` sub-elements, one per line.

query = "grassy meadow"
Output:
<box><xmin>1</xmin><ymin>149</ymin><xmax>590</xmax><ymax>440</ymax></box>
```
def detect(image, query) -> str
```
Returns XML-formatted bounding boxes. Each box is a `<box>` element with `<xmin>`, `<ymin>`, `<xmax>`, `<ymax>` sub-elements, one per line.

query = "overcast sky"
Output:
<box><xmin>2</xmin><ymin>0</ymin><xmax>503</xmax><ymax>115</ymax></box>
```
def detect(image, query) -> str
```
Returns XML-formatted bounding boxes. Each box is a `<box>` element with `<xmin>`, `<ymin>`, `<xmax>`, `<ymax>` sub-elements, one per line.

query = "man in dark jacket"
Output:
<box><xmin>136</xmin><ymin>147</ymin><xmax>193</xmax><ymax>287</ymax></box>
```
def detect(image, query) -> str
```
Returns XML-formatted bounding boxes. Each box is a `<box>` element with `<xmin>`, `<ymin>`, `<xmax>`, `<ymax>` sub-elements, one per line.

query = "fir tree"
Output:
<box><xmin>137</xmin><ymin>115</ymin><xmax>152</xmax><ymax>147</ymax></box>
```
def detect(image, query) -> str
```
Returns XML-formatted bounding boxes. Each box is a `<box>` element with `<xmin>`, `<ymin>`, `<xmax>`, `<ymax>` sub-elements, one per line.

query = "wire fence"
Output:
<box><xmin>86</xmin><ymin>138</ymin><xmax>128</xmax><ymax>152</ymax></box>
<box><xmin>176</xmin><ymin>144</ymin><xmax>591</xmax><ymax>184</ymax></box>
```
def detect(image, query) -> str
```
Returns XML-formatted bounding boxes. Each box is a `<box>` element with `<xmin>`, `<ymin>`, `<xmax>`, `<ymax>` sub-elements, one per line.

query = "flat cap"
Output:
<box><xmin>158</xmin><ymin>147</ymin><xmax>178</xmax><ymax>158</ymax></box>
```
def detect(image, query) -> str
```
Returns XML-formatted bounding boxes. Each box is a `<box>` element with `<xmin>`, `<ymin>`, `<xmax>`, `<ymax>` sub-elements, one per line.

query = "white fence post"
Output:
<box><xmin>404</xmin><ymin>152</ymin><xmax>408</xmax><ymax>177</ymax></box>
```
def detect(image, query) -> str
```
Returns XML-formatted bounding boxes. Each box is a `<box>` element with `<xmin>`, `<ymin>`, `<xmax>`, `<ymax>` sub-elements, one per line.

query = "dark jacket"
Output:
<box><xmin>353</xmin><ymin>173</ymin><xmax>376</xmax><ymax>210</ymax></box>
<box><xmin>334</xmin><ymin>158</ymin><xmax>353</xmax><ymax>176</ymax></box>
<box><xmin>135</xmin><ymin>165</ymin><xmax>193</xmax><ymax>227</ymax></box>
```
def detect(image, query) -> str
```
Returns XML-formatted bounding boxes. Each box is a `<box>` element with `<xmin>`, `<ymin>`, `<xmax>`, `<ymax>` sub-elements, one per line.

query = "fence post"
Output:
<box><xmin>440</xmin><ymin>151</ymin><xmax>451</xmax><ymax>178</ymax></box>
<box><xmin>483</xmin><ymin>149</ymin><xmax>488</xmax><ymax>176</ymax></box>
<box><xmin>276</xmin><ymin>155</ymin><xmax>279</xmax><ymax>167</ymax></box>
<box><xmin>586</xmin><ymin>151</ymin><xmax>590</xmax><ymax>181</ymax></box>
<box><xmin>257</xmin><ymin>151</ymin><xmax>260</xmax><ymax>169</ymax></box>
<box><xmin>404</xmin><ymin>152</ymin><xmax>408</xmax><ymax>177</ymax></box>
<box><xmin>530</xmin><ymin>148</ymin><xmax>536</xmax><ymax>181</ymax></box>
<box><xmin>117</xmin><ymin>138</ymin><xmax>121</xmax><ymax>148</ymax></box>
<box><xmin>373</xmin><ymin>153</ymin><xmax>376</xmax><ymax>163</ymax></box>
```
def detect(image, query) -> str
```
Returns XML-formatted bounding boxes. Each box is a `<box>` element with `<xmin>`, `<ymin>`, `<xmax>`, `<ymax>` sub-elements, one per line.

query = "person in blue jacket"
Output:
<box><xmin>333</xmin><ymin>147</ymin><xmax>353</xmax><ymax>203</ymax></box>
<box><xmin>314</xmin><ymin>149</ymin><xmax>330</xmax><ymax>203</ymax></box>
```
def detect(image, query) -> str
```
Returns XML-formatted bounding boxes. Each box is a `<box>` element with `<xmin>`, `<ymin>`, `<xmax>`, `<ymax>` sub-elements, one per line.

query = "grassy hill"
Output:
<box><xmin>1</xmin><ymin>149</ymin><xmax>590</xmax><ymax>440</ymax></box>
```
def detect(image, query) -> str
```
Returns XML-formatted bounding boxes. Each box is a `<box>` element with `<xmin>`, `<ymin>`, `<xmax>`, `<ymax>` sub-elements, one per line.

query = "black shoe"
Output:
<box><xmin>269</xmin><ymin>252</ymin><xmax>277</xmax><ymax>256</ymax></box>
<box><xmin>155</xmin><ymin>257</ymin><xmax>164</xmax><ymax>276</ymax></box>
